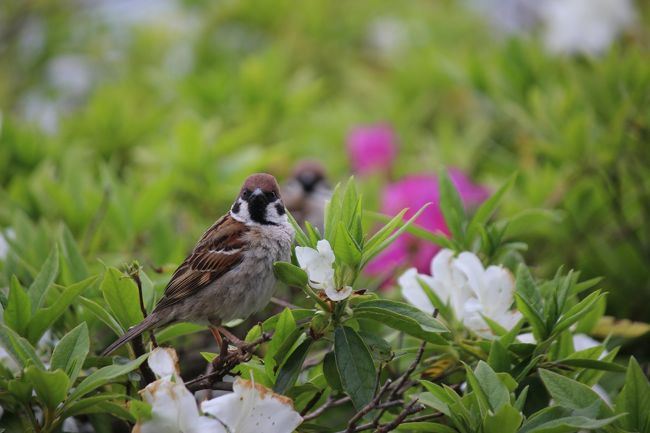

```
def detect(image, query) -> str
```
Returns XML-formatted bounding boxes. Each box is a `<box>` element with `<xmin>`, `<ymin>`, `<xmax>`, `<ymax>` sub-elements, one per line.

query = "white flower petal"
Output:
<box><xmin>295</xmin><ymin>246</ymin><xmax>320</xmax><ymax>270</ymax></box>
<box><xmin>482</xmin><ymin>266</ymin><xmax>515</xmax><ymax>314</ymax></box>
<box><xmin>325</xmin><ymin>285</ymin><xmax>353</xmax><ymax>302</ymax></box>
<box><xmin>430</xmin><ymin>249</ymin><xmax>455</xmax><ymax>283</ymax></box>
<box><xmin>573</xmin><ymin>334</ymin><xmax>608</xmax><ymax>358</ymax></box>
<box><xmin>295</xmin><ymin>240</ymin><xmax>336</xmax><ymax>288</ymax></box>
<box><xmin>316</xmin><ymin>239</ymin><xmax>335</xmax><ymax>263</ymax></box>
<box><xmin>399</xmin><ymin>268</ymin><xmax>435</xmax><ymax>315</ymax></box>
<box><xmin>148</xmin><ymin>347</ymin><xmax>180</xmax><ymax>380</ymax></box>
<box><xmin>454</xmin><ymin>252</ymin><xmax>486</xmax><ymax>295</ymax></box>
<box><xmin>201</xmin><ymin>378</ymin><xmax>302</xmax><ymax>433</ymax></box>
<box><xmin>139</xmin><ymin>380</ymin><xmax>200</xmax><ymax>433</ymax></box>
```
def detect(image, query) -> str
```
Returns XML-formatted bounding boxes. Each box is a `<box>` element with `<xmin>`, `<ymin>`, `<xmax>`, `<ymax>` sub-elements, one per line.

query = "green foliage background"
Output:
<box><xmin>1</xmin><ymin>0</ymin><xmax>649</xmax><ymax>325</ymax></box>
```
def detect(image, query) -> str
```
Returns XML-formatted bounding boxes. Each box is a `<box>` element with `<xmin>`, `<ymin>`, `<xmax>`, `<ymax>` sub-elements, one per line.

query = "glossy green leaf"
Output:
<box><xmin>273</xmin><ymin>262</ymin><xmax>308</xmax><ymax>287</ymax></box>
<box><xmin>483</xmin><ymin>404</ymin><xmax>522</xmax><ymax>433</ymax></box>
<box><xmin>323</xmin><ymin>351</ymin><xmax>343</xmax><ymax>391</ymax></box>
<box><xmin>100</xmin><ymin>267</ymin><xmax>144</xmax><ymax>331</ymax></box>
<box><xmin>334</xmin><ymin>326</ymin><xmax>376</xmax><ymax>410</ymax></box>
<box><xmin>274</xmin><ymin>338</ymin><xmax>312</xmax><ymax>395</ymax></box>
<box><xmin>59</xmin><ymin>224</ymin><xmax>88</xmax><ymax>285</ymax></box>
<box><xmin>354</xmin><ymin>299</ymin><xmax>448</xmax><ymax>344</ymax></box>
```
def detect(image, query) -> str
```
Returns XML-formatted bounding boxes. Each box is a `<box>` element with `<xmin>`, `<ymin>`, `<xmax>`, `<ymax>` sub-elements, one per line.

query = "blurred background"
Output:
<box><xmin>0</xmin><ymin>0</ymin><xmax>648</xmax><ymax>350</ymax></box>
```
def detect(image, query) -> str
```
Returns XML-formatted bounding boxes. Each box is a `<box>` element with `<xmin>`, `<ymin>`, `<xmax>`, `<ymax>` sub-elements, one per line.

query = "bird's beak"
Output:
<box><xmin>249</xmin><ymin>188</ymin><xmax>267</xmax><ymax>204</ymax></box>
<box><xmin>251</xmin><ymin>188</ymin><xmax>263</xmax><ymax>197</ymax></box>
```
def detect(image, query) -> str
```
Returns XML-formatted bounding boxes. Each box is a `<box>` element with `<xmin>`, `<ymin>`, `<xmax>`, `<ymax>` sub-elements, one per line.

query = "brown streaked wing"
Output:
<box><xmin>152</xmin><ymin>215</ymin><xmax>247</xmax><ymax>312</ymax></box>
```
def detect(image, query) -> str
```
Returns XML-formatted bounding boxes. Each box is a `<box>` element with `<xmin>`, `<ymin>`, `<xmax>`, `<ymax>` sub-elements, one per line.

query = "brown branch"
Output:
<box><xmin>303</xmin><ymin>396</ymin><xmax>351</xmax><ymax>421</ymax></box>
<box><xmin>374</xmin><ymin>399</ymin><xmax>420</xmax><ymax>433</ymax></box>
<box><xmin>124</xmin><ymin>262</ymin><xmax>156</xmax><ymax>385</ymax></box>
<box><xmin>346</xmin><ymin>379</ymin><xmax>393</xmax><ymax>432</ymax></box>
<box><xmin>185</xmin><ymin>333</ymin><xmax>272</xmax><ymax>392</ymax></box>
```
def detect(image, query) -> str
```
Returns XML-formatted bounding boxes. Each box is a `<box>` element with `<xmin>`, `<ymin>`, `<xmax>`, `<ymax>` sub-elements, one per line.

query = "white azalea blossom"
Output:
<box><xmin>399</xmin><ymin>249</ymin><xmax>521</xmax><ymax>337</ymax></box>
<box><xmin>201</xmin><ymin>378</ymin><xmax>303</xmax><ymax>433</ymax></box>
<box><xmin>134</xmin><ymin>348</ymin><xmax>302</xmax><ymax>433</ymax></box>
<box><xmin>295</xmin><ymin>239</ymin><xmax>352</xmax><ymax>301</ymax></box>
<box><xmin>539</xmin><ymin>0</ymin><xmax>636</xmax><ymax>55</ymax></box>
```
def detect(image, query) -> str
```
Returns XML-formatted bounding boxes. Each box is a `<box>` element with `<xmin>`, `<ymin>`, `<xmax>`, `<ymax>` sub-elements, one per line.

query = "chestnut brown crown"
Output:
<box><xmin>241</xmin><ymin>173</ymin><xmax>281</xmax><ymax>198</ymax></box>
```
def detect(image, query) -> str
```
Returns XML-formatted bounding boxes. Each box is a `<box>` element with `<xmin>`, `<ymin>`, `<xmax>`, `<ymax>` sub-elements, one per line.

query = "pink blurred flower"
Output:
<box><xmin>365</xmin><ymin>170</ymin><xmax>489</xmax><ymax>279</ymax></box>
<box><xmin>347</xmin><ymin>124</ymin><xmax>398</xmax><ymax>175</ymax></box>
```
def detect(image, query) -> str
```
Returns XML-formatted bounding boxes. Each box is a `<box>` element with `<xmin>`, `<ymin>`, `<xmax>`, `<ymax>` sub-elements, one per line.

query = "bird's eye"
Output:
<box><xmin>265</xmin><ymin>190</ymin><xmax>277</xmax><ymax>201</ymax></box>
<box><xmin>242</xmin><ymin>189</ymin><xmax>251</xmax><ymax>198</ymax></box>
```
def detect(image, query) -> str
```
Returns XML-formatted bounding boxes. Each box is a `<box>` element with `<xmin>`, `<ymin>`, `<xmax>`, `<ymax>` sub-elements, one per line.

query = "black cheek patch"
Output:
<box><xmin>231</xmin><ymin>201</ymin><xmax>241</xmax><ymax>214</ymax></box>
<box><xmin>275</xmin><ymin>203</ymin><xmax>285</xmax><ymax>216</ymax></box>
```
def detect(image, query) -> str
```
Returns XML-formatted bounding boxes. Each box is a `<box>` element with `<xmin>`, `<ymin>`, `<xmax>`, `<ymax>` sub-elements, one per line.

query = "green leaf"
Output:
<box><xmin>323</xmin><ymin>351</ymin><xmax>343</xmax><ymax>391</ymax></box>
<box><xmin>358</xmin><ymin>330</ymin><xmax>393</xmax><ymax>361</ymax></box>
<box><xmin>51</xmin><ymin>322</ymin><xmax>89</xmax><ymax>383</ymax></box>
<box><xmin>396</xmin><ymin>422</ymin><xmax>457</xmax><ymax>433</ymax></box>
<box><xmin>519</xmin><ymin>406</ymin><xmax>622</xmax><ymax>433</ymax></box>
<box><xmin>555</xmin><ymin>358</ymin><xmax>626</xmax><ymax>373</ymax></box>
<box><xmin>364</xmin><ymin>209</ymin><xmax>408</xmax><ymax>252</ymax></box>
<box><xmin>324</xmin><ymin>182</ymin><xmax>343</xmax><ymax>240</ymax></box>
<box><xmin>245</xmin><ymin>309</ymin><xmax>314</xmax><ymax>342</ymax></box>
<box><xmin>26</xmin><ymin>276</ymin><xmax>97</xmax><ymax>344</ymax></box>
<box><xmin>516</xmin><ymin>265</ymin><xmax>543</xmax><ymax>313</ymax></box>
<box><xmin>419</xmin><ymin>380</ymin><xmax>455</xmax><ymax>416</ymax></box>
<box><xmin>273</xmin><ymin>262</ymin><xmax>308</xmax><ymax>287</ymax></box>
<box><xmin>265</xmin><ymin>308</ymin><xmax>297</xmax><ymax>376</ymax></box>
<box><xmin>100</xmin><ymin>268</ymin><xmax>144</xmax><ymax>331</ymax></box>
<box><xmin>28</xmin><ymin>246</ymin><xmax>59</xmax><ymax>313</ymax></box>
<box><xmin>0</xmin><ymin>323</ymin><xmax>44</xmax><ymax>369</ymax></box>
<box><xmin>551</xmin><ymin>291</ymin><xmax>604</xmax><ymax>337</ymax></box>
<box><xmin>287</xmin><ymin>211</ymin><xmax>312</xmax><ymax>248</ymax></box>
<box><xmin>488</xmin><ymin>340</ymin><xmax>511</xmax><ymax>373</ymax></box>
<box><xmin>272</xmin><ymin>328</ymin><xmax>305</xmax><ymax>374</ymax></box>
<box><xmin>616</xmin><ymin>357</ymin><xmax>650</xmax><ymax>432</ymax></box>
<box><xmin>332</xmin><ymin>221</ymin><xmax>361</xmax><ymax>268</ymax></box>
<box><xmin>354</xmin><ymin>299</ymin><xmax>449</xmax><ymax>344</ymax></box>
<box><xmin>274</xmin><ymin>338</ymin><xmax>312</xmax><ymax>395</ymax></box>
<box><xmin>61</xmin><ymin>394</ymin><xmax>130</xmax><ymax>419</ymax></box>
<box><xmin>538</xmin><ymin>369</ymin><xmax>610</xmax><ymax>416</ymax></box>
<box><xmin>68</xmin><ymin>353</ymin><xmax>149</xmax><ymax>402</ymax></box>
<box><xmin>514</xmin><ymin>293</ymin><xmax>547</xmax><ymax>343</ymax></box>
<box><xmin>5</xmin><ymin>276</ymin><xmax>31</xmax><ymax>335</ymax></box>
<box><xmin>59</xmin><ymin>224</ymin><xmax>88</xmax><ymax>285</ymax></box>
<box><xmin>79</xmin><ymin>296</ymin><xmax>124</xmax><ymax>336</ymax></box>
<box><xmin>439</xmin><ymin>169</ymin><xmax>466</xmax><ymax>243</ymax></box>
<box><xmin>334</xmin><ymin>326</ymin><xmax>376</xmax><ymax>410</ymax></box>
<box><xmin>469</xmin><ymin>173</ymin><xmax>516</xmax><ymax>231</ymax></box>
<box><xmin>483</xmin><ymin>404</ymin><xmax>522</xmax><ymax>433</ymax></box>
<box><xmin>361</xmin><ymin>204</ymin><xmax>431</xmax><ymax>266</ymax></box>
<box><xmin>25</xmin><ymin>366</ymin><xmax>70</xmax><ymax>409</ymax></box>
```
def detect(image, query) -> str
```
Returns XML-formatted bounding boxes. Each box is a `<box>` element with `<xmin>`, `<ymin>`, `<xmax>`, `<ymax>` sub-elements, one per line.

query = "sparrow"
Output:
<box><xmin>282</xmin><ymin>160</ymin><xmax>331</xmax><ymax>232</ymax></box>
<box><xmin>102</xmin><ymin>173</ymin><xmax>295</xmax><ymax>355</ymax></box>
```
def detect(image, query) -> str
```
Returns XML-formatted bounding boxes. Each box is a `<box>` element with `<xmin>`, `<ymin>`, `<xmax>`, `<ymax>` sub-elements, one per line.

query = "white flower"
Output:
<box><xmin>134</xmin><ymin>348</ymin><xmax>302</xmax><ymax>433</ymax></box>
<box><xmin>295</xmin><ymin>239</ymin><xmax>352</xmax><ymax>301</ymax></box>
<box><xmin>398</xmin><ymin>249</ymin><xmax>521</xmax><ymax>337</ymax></box>
<box><xmin>201</xmin><ymin>377</ymin><xmax>303</xmax><ymax>433</ymax></box>
<box><xmin>135</xmin><ymin>348</ymin><xmax>223</xmax><ymax>433</ymax></box>
<box><xmin>539</xmin><ymin>0</ymin><xmax>636</xmax><ymax>55</ymax></box>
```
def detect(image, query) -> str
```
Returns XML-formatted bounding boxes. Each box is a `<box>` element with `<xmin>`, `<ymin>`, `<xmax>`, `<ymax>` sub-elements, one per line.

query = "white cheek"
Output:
<box><xmin>265</xmin><ymin>201</ymin><xmax>287</xmax><ymax>224</ymax></box>
<box><xmin>231</xmin><ymin>199</ymin><xmax>250</xmax><ymax>223</ymax></box>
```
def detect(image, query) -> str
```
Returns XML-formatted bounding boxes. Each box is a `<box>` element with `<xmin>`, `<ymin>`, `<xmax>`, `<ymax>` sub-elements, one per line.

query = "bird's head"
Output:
<box><xmin>231</xmin><ymin>173</ymin><xmax>287</xmax><ymax>225</ymax></box>
<box><xmin>292</xmin><ymin>160</ymin><xmax>327</xmax><ymax>194</ymax></box>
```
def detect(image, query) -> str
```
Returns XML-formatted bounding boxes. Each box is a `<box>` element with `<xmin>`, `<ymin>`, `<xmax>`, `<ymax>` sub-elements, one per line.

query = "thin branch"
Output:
<box><xmin>125</xmin><ymin>262</ymin><xmax>156</xmax><ymax>385</ymax></box>
<box><xmin>303</xmin><ymin>396</ymin><xmax>351</xmax><ymax>421</ymax></box>
<box><xmin>346</xmin><ymin>380</ymin><xmax>393</xmax><ymax>432</ymax></box>
<box><xmin>374</xmin><ymin>399</ymin><xmax>420</xmax><ymax>433</ymax></box>
<box><xmin>185</xmin><ymin>333</ymin><xmax>272</xmax><ymax>392</ymax></box>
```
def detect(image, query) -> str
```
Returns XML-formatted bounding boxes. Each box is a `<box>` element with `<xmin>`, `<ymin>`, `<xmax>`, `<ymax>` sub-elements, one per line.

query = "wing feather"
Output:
<box><xmin>153</xmin><ymin>215</ymin><xmax>247</xmax><ymax>312</ymax></box>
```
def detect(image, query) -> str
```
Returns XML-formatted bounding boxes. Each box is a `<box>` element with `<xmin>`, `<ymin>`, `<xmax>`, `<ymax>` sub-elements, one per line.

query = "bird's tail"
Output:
<box><xmin>101</xmin><ymin>316</ymin><xmax>158</xmax><ymax>356</ymax></box>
